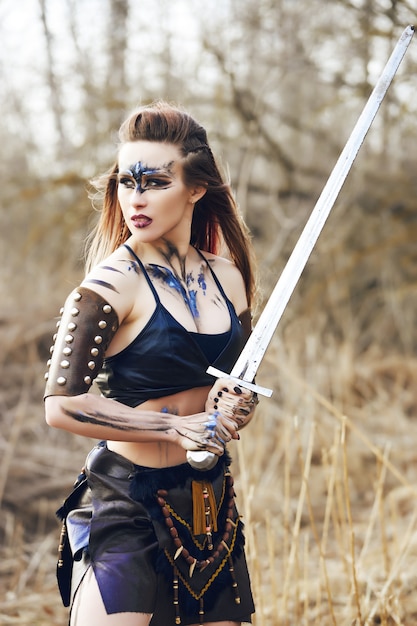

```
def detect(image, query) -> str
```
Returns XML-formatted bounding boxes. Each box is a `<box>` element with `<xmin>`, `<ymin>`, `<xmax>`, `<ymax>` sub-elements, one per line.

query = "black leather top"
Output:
<box><xmin>96</xmin><ymin>246</ymin><xmax>246</xmax><ymax>407</ymax></box>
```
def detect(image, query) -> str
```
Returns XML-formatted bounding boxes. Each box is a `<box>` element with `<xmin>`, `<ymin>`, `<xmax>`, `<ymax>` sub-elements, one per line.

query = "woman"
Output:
<box><xmin>44</xmin><ymin>101</ymin><xmax>258</xmax><ymax>626</ymax></box>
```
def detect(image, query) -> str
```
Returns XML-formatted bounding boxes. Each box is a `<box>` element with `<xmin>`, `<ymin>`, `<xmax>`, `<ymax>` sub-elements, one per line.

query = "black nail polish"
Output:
<box><xmin>233</xmin><ymin>386</ymin><xmax>243</xmax><ymax>394</ymax></box>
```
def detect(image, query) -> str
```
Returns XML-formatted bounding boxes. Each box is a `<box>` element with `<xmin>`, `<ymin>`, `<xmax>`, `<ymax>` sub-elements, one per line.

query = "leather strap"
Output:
<box><xmin>44</xmin><ymin>287</ymin><xmax>119</xmax><ymax>398</ymax></box>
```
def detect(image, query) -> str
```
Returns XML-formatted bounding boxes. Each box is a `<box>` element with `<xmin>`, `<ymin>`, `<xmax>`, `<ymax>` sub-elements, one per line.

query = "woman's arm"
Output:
<box><xmin>202</xmin><ymin>257</ymin><xmax>259</xmax><ymax>429</ymax></box>
<box><xmin>45</xmin><ymin>393</ymin><xmax>233</xmax><ymax>455</ymax></box>
<box><xmin>43</xmin><ymin>272</ymin><xmax>237</xmax><ymax>454</ymax></box>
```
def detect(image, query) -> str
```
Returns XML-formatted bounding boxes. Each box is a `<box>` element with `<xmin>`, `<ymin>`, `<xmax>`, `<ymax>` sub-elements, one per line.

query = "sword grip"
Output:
<box><xmin>187</xmin><ymin>367</ymin><xmax>272</xmax><ymax>470</ymax></box>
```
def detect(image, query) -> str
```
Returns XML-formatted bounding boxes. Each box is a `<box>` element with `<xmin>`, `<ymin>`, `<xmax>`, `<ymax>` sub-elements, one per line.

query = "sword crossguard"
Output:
<box><xmin>206</xmin><ymin>366</ymin><xmax>273</xmax><ymax>397</ymax></box>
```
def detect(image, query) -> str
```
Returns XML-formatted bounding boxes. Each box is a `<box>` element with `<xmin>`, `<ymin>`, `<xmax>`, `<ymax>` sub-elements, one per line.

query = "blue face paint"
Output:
<box><xmin>120</xmin><ymin>161</ymin><xmax>174</xmax><ymax>194</ymax></box>
<box><xmin>129</xmin><ymin>162</ymin><xmax>158</xmax><ymax>193</ymax></box>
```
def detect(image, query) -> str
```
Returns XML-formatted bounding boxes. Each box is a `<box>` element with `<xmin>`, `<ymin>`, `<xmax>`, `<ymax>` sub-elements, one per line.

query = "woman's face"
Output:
<box><xmin>117</xmin><ymin>141</ymin><xmax>198</xmax><ymax>247</ymax></box>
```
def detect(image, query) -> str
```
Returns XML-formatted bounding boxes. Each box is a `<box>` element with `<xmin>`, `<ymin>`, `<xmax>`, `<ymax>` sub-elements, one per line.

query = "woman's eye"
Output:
<box><xmin>119</xmin><ymin>177</ymin><xmax>135</xmax><ymax>188</ymax></box>
<box><xmin>144</xmin><ymin>178</ymin><xmax>170</xmax><ymax>189</ymax></box>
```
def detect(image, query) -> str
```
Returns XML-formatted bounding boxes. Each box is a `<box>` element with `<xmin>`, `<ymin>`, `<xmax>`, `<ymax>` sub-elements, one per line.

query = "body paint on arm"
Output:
<box><xmin>84</xmin><ymin>264</ymin><xmax>130</xmax><ymax>293</ymax></box>
<box><xmin>84</xmin><ymin>279</ymin><xmax>120</xmax><ymax>293</ymax></box>
<box><xmin>61</xmin><ymin>402</ymin><xmax>226</xmax><ymax>452</ymax></box>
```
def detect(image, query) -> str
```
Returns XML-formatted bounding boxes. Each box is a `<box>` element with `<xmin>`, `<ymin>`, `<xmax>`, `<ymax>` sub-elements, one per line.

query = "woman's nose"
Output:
<box><xmin>131</xmin><ymin>187</ymin><xmax>147</xmax><ymax>206</ymax></box>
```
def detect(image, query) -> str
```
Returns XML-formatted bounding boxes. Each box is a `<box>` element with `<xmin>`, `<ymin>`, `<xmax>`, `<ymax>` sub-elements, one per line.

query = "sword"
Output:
<box><xmin>188</xmin><ymin>25</ymin><xmax>414</xmax><ymax>469</ymax></box>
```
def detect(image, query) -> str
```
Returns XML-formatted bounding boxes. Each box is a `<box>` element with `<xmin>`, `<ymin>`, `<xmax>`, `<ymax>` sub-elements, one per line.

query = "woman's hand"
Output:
<box><xmin>206</xmin><ymin>378</ymin><xmax>259</xmax><ymax>430</ymax></box>
<box><xmin>170</xmin><ymin>411</ymin><xmax>239</xmax><ymax>456</ymax></box>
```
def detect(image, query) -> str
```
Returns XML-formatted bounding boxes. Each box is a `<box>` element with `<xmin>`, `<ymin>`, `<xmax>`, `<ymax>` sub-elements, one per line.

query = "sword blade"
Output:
<box><xmin>209</xmin><ymin>24</ymin><xmax>414</xmax><ymax>393</ymax></box>
<box><xmin>188</xmin><ymin>25</ymin><xmax>414</xmax><ymax>469</ymax></box>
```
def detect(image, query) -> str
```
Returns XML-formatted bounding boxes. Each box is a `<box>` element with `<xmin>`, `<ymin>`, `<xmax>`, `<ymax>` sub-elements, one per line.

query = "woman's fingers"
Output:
<box><xmin>206</xmin><ymin>378</ymin><xmax>259</xmax><ymax>426</ymax></box>
<box><xmin>173</xmin><ymin>412</ymin><xmax>230</xmax><ymax>454</ymax></box>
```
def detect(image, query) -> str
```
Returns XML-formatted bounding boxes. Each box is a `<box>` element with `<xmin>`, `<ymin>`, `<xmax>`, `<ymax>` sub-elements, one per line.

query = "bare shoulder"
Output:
<box><xmin>80</xmin><ymin>246</ymin><xmax>144</xmax><ymax>321</ymax></box>
<box><xmin>202</xmin><ymin>251</ymin><xmax>248</xmax><ymax>314</ymax></box>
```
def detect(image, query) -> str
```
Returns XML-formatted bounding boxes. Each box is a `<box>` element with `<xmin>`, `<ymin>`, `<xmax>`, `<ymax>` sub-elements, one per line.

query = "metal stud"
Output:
<box><xmin>53</xmin><ymin>333</ymin><xmax>58</xmax><ymax>341</ymax></box>
<box><xmin>68</xmin><ymin>322</ymin><xmax>77</xmax><ymax>331</ymax></box>
<box><xmin>47</xmin><ymin>359</ymin><xmax>52</xmax><ymax>367</ymax></box>
<box><xmin>60</xmin><ymin>360</ymin><xmax>70</xmax><ymax>369</ymax></box>
<box><xmin>63</xmin><ymin>347</ymin><xmax>72</xmax><ymax>356</ymax></box>
<box><xmin>90</xmin><ymin>347</ymin><xmax>99</xmax><ymax>357</ymax></box>
<box><xmin>56</xmin><ymin>321</ymin><xmax>61</xmax><ymax>328</ymax></box>
<box><xmin>73</xmin><ymin>292</ymin><xmax>82</xmax><ymax>301</ymax></box>
<box><xmin>59</xmin><ymin>307</ymin><xmax>64</xmax><ymax>315</ymax></box>
<box><xmin>98</xmin><ymin>320</ymin><xmax>107</xmax><ymax>329</ymax></box>
<box><xmin>57</xmin><ymin>376</ymin><xmax>67</xmax><ymax>386</ymax></box>
<box><xmin>94</xmin><ymin>335</ymin><xmax>103</xmax><ymax>344</ymax></box>
<box><xmin>84</xmin><ymin>376</ymin><xmax>92</xmax><ymax>385</ymax></box>
<box><xmin>88</xmin><ymin>361</ymin><xmax>96</xmax><ymax>370</ymax></box>
<box><xmin>71</xmin><ymin>307</ymin><xmax>80</xmax><ymax>317</ymax></box>
<box><xmin>44</xmin><ymin>372</ymin><xmax>49</xmax><ymax>381</ymax></box>
<box><xmin>65</xmin><ymin>334</ymin><xmax>74</xmax><ymax>343</ymax></box>
<box><xmin>50</xmin><ymin>346</ymin><xmax>55</xmax><ymax>354</ymax></box>
<box><xmin>103</xmin><ymin>304</ymin><xmax>112</xmax><ymax>314</ymax></box>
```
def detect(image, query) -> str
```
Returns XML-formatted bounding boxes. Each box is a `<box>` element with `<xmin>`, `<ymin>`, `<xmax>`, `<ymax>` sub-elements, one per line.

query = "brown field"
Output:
<box><xmin>1</xmin><ymin>3</ymin><xmax>416</xmax><ymax>624</ymax></box>
<box><xmin>1</xmin><ymin>227</ymin><xmax>417</xmax><ymax>626</ymax></box>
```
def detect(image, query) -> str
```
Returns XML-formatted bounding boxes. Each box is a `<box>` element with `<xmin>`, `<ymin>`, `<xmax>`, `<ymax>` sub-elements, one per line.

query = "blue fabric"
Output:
<box><xmin>96</xmin><ymin>245</ymin><xmax>246</xmax><ymax>407</ymax></box>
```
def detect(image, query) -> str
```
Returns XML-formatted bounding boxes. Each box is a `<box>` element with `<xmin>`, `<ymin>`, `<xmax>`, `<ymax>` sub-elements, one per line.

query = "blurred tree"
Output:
<box><xmin>0</xmin><ymin>0</ymin><xmax>416</xmax><ymax>354</ymax></box>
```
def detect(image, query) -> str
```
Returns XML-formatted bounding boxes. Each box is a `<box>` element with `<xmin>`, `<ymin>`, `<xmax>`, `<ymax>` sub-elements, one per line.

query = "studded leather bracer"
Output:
<box><xmin>44</xmin><ymin>287</ymin><xmax>119</xmax><ymax>398</ymax></box>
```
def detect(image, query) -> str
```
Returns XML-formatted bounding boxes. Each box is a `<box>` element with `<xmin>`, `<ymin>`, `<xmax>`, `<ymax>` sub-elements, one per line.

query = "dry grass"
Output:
<box><xmin>1</xmin><ymin>208</ymin><xmax>417</xmax><ymax>625</ymax></box>
<box><xmin>2</xmin><ymin>332</ymin><xmax>417</xmax><ymax>625</ymax></box>
<box><xmin>230</xmin><ymin>341</ymin><xmax>417</xmax><ymax>626</ymax></box>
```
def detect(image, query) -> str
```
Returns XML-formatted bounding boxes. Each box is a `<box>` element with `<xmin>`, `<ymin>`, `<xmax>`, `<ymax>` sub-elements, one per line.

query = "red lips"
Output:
<box><xmin>131</xmin><ymin>214</ymin><xmax>152</xmax><ymax>228</ymax></box>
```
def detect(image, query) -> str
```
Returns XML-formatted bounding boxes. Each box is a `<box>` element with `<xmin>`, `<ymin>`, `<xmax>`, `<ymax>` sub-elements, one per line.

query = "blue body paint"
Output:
<box><xmin>129</xmin><ymin>162</ymin><xmax>159</xmax><ymax>193</ymax></box>
<box><xmin>197</xmin><ymin>271</ymin><xmax>207</xmax><ymax>294</ymax></box>
<box><xmin>148</xmin><ymin>264</ymin><xmax>199</xmax><ymax>318</ymax></box>
<box><xmin>84</xmin><ymin>278</ymin><xmax>119</xmax><ymax>293</ymax></box>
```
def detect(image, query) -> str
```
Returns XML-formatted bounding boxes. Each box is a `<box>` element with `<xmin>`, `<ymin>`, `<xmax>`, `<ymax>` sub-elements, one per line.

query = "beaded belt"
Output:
<box><xmin>128</xmin><ymin>452</ymin><xmax>245</xmax><ymax>624</ymax></box>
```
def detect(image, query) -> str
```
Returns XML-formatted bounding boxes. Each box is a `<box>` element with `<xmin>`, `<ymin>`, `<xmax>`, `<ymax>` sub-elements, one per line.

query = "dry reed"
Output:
<box><xmin>2</xmin><ymin>215</ymin><xmax>417</xmax><ymax>625</ymax></box>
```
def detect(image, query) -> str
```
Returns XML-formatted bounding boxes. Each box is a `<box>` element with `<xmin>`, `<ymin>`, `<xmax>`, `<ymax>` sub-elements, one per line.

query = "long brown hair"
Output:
<box><xmin>86</xmin><ymin>101</ymin><xmax>256</xmax><ymax>307</ymax></box>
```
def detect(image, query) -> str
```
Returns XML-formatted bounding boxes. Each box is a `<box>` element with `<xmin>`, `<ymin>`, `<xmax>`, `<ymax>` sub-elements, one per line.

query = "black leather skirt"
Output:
<box><xmin>57</xmin><ymin>442</ymin><xmax>255</xmax><ymax>625</ymax></box>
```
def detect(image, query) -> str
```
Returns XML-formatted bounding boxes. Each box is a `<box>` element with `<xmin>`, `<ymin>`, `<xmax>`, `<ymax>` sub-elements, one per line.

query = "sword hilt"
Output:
<box><xmin>186</xmin><ymin>367</ymin><xmax>272</xmax><ymax>470</ymax></box>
